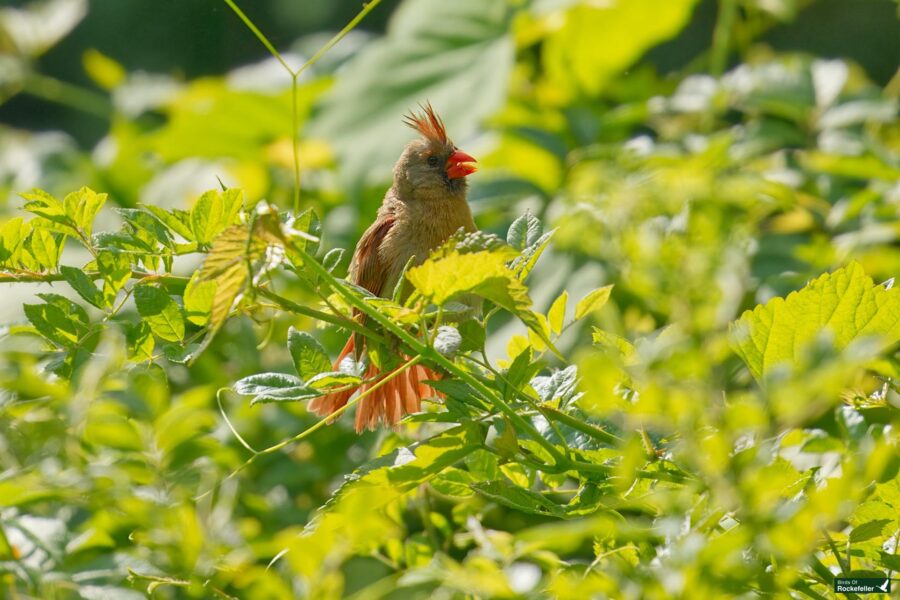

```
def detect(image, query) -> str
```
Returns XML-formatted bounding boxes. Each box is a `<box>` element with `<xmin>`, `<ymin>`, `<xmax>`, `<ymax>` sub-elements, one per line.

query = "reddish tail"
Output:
<box><xmin>307</xmin><ymin>337</ymin><xmax>442</xmax><ymax>432</ymax></box>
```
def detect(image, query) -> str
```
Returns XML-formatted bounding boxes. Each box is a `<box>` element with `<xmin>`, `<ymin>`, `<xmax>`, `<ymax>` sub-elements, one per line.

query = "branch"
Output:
<box><xmin>0</xmin><ymin>269</ymin><xmax>189</xmax><ymax>286</ymax></box>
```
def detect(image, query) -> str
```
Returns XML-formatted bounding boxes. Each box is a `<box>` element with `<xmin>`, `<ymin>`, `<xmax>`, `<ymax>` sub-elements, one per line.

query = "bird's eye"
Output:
<box><xmin>426</xmin><ymin>155</ymin><xmax>440</xmax><ymax>168</ymax></box>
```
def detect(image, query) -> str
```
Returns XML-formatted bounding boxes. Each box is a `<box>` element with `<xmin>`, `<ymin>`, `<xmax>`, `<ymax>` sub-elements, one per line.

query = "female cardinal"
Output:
<box><xmin>308</xmin><ymin>104</ymin><xmax>478</xmax><ymax>432</ymax></box>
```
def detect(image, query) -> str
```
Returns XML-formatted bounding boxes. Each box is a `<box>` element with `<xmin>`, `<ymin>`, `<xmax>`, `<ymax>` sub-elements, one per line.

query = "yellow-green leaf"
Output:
<box><xmin>548</xmin><ymin>290</ymin><xmax>568</xmax><ymax>335</ymax></box>
<box><xmin>63</xmin><ymin>187</ymin><xmax>106</xmax><ymax>236</ymax></box>
<box><xmin>730</xmin><ymin>262</ymin><xmax>900</xmax><ymax>379</ymax></box>
<box><xmin>407</xmin><ymin>247</ymin><xmax>525</xmax><ymax>307</ymax></box>
<box><xmin>183</xmin><ymin>272</ymin><xmax>215</xmax><ymax>326</ymax></box>
<box><xmin>134</xmin><ymin>285</ymin><xmax>185</xmax><ymax>342</ymax></box>
<box><xmin>575</xmin><ymin>285</ymin><xmax>613</xmax><ymax>321</ymax></box>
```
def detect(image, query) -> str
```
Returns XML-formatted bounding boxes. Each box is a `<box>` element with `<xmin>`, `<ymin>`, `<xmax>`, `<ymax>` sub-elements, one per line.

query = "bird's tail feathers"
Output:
<box><xmin>307</xmin><ymin>336</ymin><xmax>443</xmax><ymax>432</ymax></box>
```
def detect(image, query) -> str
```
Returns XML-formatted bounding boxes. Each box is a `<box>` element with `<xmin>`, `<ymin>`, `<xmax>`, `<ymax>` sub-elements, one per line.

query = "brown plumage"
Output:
<box><xmin>308</xmin><ymin>104</ymin><xmax>478</xmax><ymax>432</ymax></box>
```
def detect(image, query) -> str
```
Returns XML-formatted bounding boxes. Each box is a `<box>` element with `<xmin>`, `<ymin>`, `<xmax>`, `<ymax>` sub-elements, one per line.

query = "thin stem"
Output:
<box><xmin>224</xmin><ymin>0</ymin><xmax>383</xmax><ymax>214</ymax></box>
<box><xmin>291</xmin><ymin>73</ymin><xmax>301</xmax><ymax>214</ymax></box>
<box><xmin>197</xmin><ymin>355</ymin><xmax>422</xmax><ymax>501</ymax></box>
<box><xmin>217</xmin><ymin>388</ymin><xmax>259</xmax><ymax>453</ymax></box>
<box><xmin>0</xmin><ymin>269</ymin><xmax>189</xmax><ymax>286</ymax></box>
<box><xmin>540</xmin><ymin>405</ymin><xmax>622</xmax><ymax>445</ymax></box>
<box><xmin>710</xmin><ymin>0</ymin><xmax>738</xmax><ymax>76</ymax></box>
<box><xmin>255</xmin><ymin>287</ymin><xmax>387</xmax><ymax>345</ymax></box>
<box><xmin>294</xmin><ymin>0</ymin><xmax>384</xmax><ymax>78</ymax></box>
<box><xmin>222</xmin><ymin>0</ymin><xmax>294</xmax><ymax>74</ymax></box>
<box><xmin>256</xmin><ymin>355</ymin><xmax>422</xmax><ymax>457</ymax></box>
<box><xmin>22</xmin><ymin>73</ymin><xmax>112</xmax><ymax>118</ymax></box>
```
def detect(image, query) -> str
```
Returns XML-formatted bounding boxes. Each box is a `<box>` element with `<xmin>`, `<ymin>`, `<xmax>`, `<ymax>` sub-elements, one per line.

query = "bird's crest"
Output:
<box><xmin>403</xmin><ymin>102</ymin><xmax>448</xmax><ymax>144</ymax></box>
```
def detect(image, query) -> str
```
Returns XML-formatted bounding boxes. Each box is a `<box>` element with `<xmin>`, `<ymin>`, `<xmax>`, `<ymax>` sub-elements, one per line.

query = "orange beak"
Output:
<box><xmin>445</xmin><ymin>149</ymin><xmax>477</xmax><ymax>179</ymax></box>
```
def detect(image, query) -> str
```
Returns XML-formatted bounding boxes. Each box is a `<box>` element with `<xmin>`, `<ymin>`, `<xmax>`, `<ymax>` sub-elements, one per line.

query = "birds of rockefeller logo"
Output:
<box><xmin>833</xmin><ymin>577</ymin><xmax>892</xmax><ymax>594</ymax></box>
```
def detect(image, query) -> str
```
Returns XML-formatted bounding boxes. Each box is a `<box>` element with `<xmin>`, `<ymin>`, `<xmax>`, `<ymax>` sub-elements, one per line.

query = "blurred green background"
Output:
<box><xmin>1</xmin><ymin>0</ymin><xmax>899</xmax><ymax>598</ymax></box>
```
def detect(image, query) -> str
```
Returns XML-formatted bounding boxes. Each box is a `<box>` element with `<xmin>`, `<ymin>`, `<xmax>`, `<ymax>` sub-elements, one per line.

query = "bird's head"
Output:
<box><xmin>393</xmin><ymin>103</ymin><xmax>477</xmax><ymax>201</ymax></box>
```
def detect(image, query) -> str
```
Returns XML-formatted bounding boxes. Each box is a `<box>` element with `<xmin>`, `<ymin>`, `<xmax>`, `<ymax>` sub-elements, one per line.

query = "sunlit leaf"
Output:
<box><xmin>62</xmin><ymin>186</ymin><xmax>106</xmax><ymax>236</ymax></box>
<box><xmin>183</xmin><ymin>271</ymin><xmax>215</xmax><ymax>326</ymax></box>
<box><xmin>190</xmin><ymin>188</ymin><xmax>243</xmax><ymax>245</ymax></box>
<box><xmin>575</xmin><ymin>285</ymin><xmax>613</xmax><ymax>321</ymax></box>
<box><xmin>730</xmin><ymin>262</ymin><xmax>900</xmax><ymax>379</ymax></box>
<box><xmin>134</xmin><ymin>285</ymin><xmax>185</xmax><ymax>342</ymax></box>
<box><xmin>24</xmin><ymin>293</ymin><xmax>90</xmax><ymax>348</ymax></box>
<box><xmin>548</xmin><ymin>290</ymin><xmax>568</xmax><ymax>335</ymax></box>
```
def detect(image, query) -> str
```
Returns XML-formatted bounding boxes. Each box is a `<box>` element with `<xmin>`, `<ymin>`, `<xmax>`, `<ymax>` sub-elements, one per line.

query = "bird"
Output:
<box><xmin>308</xmin><ymin>103</ymin><xmax>478</xmax><ymax>432</ymax></box>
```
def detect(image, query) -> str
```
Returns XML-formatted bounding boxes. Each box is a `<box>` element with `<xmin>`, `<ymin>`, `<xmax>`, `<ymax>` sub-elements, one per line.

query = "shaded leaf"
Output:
<box><xmin>507</xmin><ymin>211</ymin><xmax>542</xmax><ymax>251</ymax></box>
<box><xmin>288</xmin><ymin>327</ymin><xmax>332</xmax><ymax>380</ymax></box>
<box><xmin>60</xmin><ymin>265</ymin><xmax>104</xmax><ymax>308</ymax></box>
<box><xmin>471</xmin><ymin>480</ymin><xmax>566</xmax><ymax>517</ymax></box>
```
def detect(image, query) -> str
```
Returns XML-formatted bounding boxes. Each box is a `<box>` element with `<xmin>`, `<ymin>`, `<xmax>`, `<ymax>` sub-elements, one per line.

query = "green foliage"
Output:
<box><xmin>1</xmin><ymin>0</ymin><xmax>899</xmax><ymax>599</ymax></box>
<box><xmin>732</xmin><ymin>261</ymin><xmax>900</xmax><ymax>379</ymax></box>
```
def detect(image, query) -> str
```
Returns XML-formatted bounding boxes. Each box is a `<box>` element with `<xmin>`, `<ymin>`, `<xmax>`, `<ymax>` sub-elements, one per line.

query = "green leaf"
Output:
<box><xmin>430</xmin><ymin>467</ymin><xmax>477</xmax><ymax>497</ymax></box>
<box><xmin>96</xmin><ymin>250</ymin><xmax>131</xmax><ymax>306</ymax></box>
<box><xmin>592</xmin><ymin>328</ymin><xmax>637</xmax><ymax>363</ymax></box>
<box><xmin>407</xmin><ymin>247</ymin><xmax>526</xmax><ymax>307</ymax></box>
<box><xmin>513</xmin><ymin>229</ymin><xmax>554</xmax><ymax>280</ymax></box>
<box><xmin>20</xmin><ymin>188</ymin><xmax>66</xmax><ymax>220</ymax></box>
<box><xmin>848</xmin><ymin>519</ymin><xmax>891</xmax><ymax>543</ymax></box>
<box><xmin>470</xmin><ymin>480</ymin><xmax>566</xmax><ymax>518</ymax></box>
<box><xmin>0</xmin><ymin>217</ymin><xmax>27</xmax><ymax>265</ymax></box>
<box><xmin>531</xmin><ymin>365</ymin><xmax>580</xmax><ymax>405</ymax></box>
<box><xmin>543</xmin><ymin>0</ymin><xmax>699</xmax><ymax>96</ymax></box>
<box><xmin>183</xmin><ymin>272</ymin><xmax>215</xmax><ymax>326</ymax></box>
<box><xmin>117</xmin><ymin>208</ymin><xmax>172</xmax><ymax>248</ymax></box>
<box><xmin>60</xmin><ymin>266</ymin><xmax>104</xmax><ymax>309</ymax></box>
<box><xmin>285</xmin><ymin>208</ymin><xmax>322</xmax><ymax>263</ymax></box>
<box><xmin>125</xmin><ymin>321</ymin><xmax>155</xmax><ymax>362</ymax></box>
<box><xmin>457</xmin><ymin>318</ymin><xmax>486</xmax><ymax>353</ymax></box>
<box><xmin>548</xmin><ymin>290</ymin><xmax>568</xmax><ymax>335</ymax></box>
<box><xmin>288</xmin><ymin>327</ymin><xmax>332</xmax><ymax>380</ymax></box>
<box><xmin>141</xmin><ymin>204</ymin><xmax>196</xmax><ymax>241</ymax></box>
<box><xmin>24</xmin><ymin>294</ymin><xmax>90</xmax><ymax>348</ymax></box>
<box><xmin>306</xmin><ymin>371</ymin><xmax>362</xmax><ymax>391</ymax></box>
<box><xmin>322</xmin><ymin>248</ymin><xmax>344</xmax><ymax>273</ymax></box>
<box><xmin>133</xmin><ymin>285</ymin><xmax>185</xmax><ymax>342</ymax></box>
<box><xmin>26</xmin><ymin>229</ymin><xmax>58</xmax><ymax>270</ymax></box>
<box><xmin>730</xmin><ymin>262</ymin><xmax>900</xmax><ymax>379</ymax></box>
<box><xmin>196</xmin><ymin>220</ymin><xmax>274</xmax><ymax>335</ymax></box>
<box><xmin>307</xmin><ymin>0</ymin><xmax>514</xmax><ymax>181</ymax></box>
<box><xmin>507</xmin><ymin>211</ymin><xmax>543</xmax><ymax>251</ymax></box>
<box><xmin>234</xmin><ymin>372</ymin><xmax>319</xmax><ymax>404</ymax></box>
<box><xmin>575</xmin><ymin>285</ymin><xmax>614</xmax><ymax>321</ymax></box>
<box><xmin>190</xmin><ymin>189</ymin><xmax>240</xmax><ymax>245</ymax></box>
<box><xmin>505</xmin><ymin>346</ymin><xmax>540</xmax><ymax>395</ymax></box>
<box><xmin>62</xmin><ymin>186</ymin><xmax>106</xmax><ymax>236</ymax></box>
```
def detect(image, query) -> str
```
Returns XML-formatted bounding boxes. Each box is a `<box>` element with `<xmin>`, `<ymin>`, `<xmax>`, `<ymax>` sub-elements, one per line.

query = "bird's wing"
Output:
<box><xmin>347</xmin><ymin>214</ymin><xmax>396</xmax><ymax>359</ymax></box>
<box><xmin>351</xmin><ymin>214</ymin><xmax>396</xmax><ymax>297</ymax></box>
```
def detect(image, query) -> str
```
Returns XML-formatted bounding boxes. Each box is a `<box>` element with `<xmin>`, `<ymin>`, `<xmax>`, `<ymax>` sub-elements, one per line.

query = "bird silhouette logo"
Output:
<box><xmin>876</xmin><ymin>579</ymin><xmax>890</xmax><ymax>593</ymax></box>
